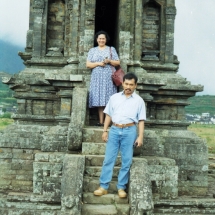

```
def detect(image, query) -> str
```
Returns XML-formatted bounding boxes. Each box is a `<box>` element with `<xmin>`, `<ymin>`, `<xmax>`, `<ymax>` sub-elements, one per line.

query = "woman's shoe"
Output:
<box><xmin>95</xmin><ymin>122</ymin><xmax>104</xmax><ymax>126</ymax></box>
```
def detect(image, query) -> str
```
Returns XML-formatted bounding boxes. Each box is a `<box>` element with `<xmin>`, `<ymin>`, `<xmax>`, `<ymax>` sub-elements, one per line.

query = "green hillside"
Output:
<box><xmin>0</xmin><ymin>40</ymin><xmax>25</xmax><ymax>74</ymax></box>
<box><xmin>0</xmin><ymin>73</ymin><xmax>16</xmax><ymax>106</ymax></box>
<box><xmin>185</xmin><ymin>95</ymin><xmax>215</xmax><ymax>115</ymax></box>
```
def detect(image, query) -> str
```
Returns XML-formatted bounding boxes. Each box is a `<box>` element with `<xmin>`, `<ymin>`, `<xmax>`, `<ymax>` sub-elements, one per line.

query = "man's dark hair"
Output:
<box><xmin>94</xmin><ymin>31</ymin><xmax>110</xmax><ymax>43</ymax></box>
<box><xmin>123</xmin><ymin>72</ymin><xmax>138</xmax><ymax>84</ymax></box>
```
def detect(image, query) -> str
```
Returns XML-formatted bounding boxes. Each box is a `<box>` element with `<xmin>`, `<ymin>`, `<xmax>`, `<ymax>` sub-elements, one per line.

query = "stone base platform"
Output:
<box><xmin>154</xmin><ymin>197</ymin><xmax>215</xmax><ymax>214</ymax></box>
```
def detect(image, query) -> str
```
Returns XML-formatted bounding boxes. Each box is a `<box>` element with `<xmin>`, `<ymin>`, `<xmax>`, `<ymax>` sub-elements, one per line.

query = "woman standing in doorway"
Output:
<box><xmin>86</xmin><ymin>31</ymin><xmax>120</xmax><ymax>126</ymax></box>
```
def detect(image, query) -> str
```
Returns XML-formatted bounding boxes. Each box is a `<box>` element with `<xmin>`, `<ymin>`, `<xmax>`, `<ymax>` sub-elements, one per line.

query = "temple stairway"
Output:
<box><xmin>81</xmin><ymin>126</ymin><xmax>178</xmax><ymax>215</ymax></box>
<box><xmin>81</xmin><ymin>126</ymin><xmax>130</xmax><ymax>215</ymax></box>
<box><xmin>81</xmin><ymin>126</ymin><xmax>215</xmax><ymax>215</ymax></box>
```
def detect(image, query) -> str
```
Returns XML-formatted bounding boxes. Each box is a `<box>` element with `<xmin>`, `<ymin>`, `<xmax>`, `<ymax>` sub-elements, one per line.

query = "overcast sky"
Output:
<box><xmin>0</xmin><ymin>0</ymin><xmax>214</xmax><ymax>95</ymax></box>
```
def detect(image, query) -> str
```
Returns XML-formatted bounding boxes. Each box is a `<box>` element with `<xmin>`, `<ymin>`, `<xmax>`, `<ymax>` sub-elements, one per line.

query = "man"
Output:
<box><xmin>94</xmin><ymin>72</ymin><xmax>146</xmax><ymax>198</ymax></box>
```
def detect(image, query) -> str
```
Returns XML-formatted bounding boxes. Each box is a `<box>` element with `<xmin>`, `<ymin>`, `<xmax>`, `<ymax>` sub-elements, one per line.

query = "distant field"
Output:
<box><xmin>188</xmin><ymin>124</ymin><xmax>215</xmax><ymax>154</ymax></box>
<box><xmin>0</xmin><ymin>118</ymin><xmax>13</xmax><ymax>130</ymax></box>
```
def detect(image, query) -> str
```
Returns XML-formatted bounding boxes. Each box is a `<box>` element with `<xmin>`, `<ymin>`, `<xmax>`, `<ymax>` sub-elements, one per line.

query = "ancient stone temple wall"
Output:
<box><xmin>0</xmin><ymin>0</ymin><xmax>213</xmax><ymax>214</ymax></box>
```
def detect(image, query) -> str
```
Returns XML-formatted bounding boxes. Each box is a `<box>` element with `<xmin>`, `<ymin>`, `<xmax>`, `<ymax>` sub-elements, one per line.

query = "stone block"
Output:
<box><xmin>115</xmin><ymin>204</ymin><xmax>130</xmax><ymax>215</ymax></box>
<box><xmin>67</xmin><ymin>88</ymin><xmax>87</xmax><ymax>150</ymax></box>
<box><xmin>70</xmin><ymin>75</ymin><xmax>83</xmax><ymax>81</ymax></box>
<box><xmin>11</xmin><ymin>162</ymin><xmax>22</xmax><ymax>170</ymax></box>
<box><xmin>13</xmin><ymin>153</ymin><xmax>34</xmax><ymax>160</ymax></box>
<box><xmin>61</xmin><ymin>155</ymin><xmax>85</xmax><ymax>214</ymax></box>
<box><xmin>82</xmin><ymin>142</ymin><xmax>106</xmax><ymax>155</ymax></box>
<box><xmin>81</xmin><ymin>204</ymin><xmax>118</xmax><ymax>215</ymax></box>
<box><xmin>85</xmin><ymin>155</ymin><xmax>121</xmax><ymax>167</ymax></box>
<box><xmin>7</xmin><ymin>192</ymin><xmax>31</xmax><ymax>202</ymax></box>
<box><xmin>83</xmin><ymin>177</ymin><xmax>117</xmax><ymax>194</ymax></box>
<box><xmin>60</xmin><ymin>98</ymin><xmax>71</xmax><ymax>116</ymax></box>
<box><xmin>35</xmin><ymin>153</ymin><xmax>50</xmax><ymax>162</ymax></box>
<box><xmin>83</xmin><ymin>193</ymin><xmax>115</xmax><ymax>204</ymax></box>
<box><xmin>82</xmin><ymin>127</ymin><xmax>105</xmax><ymax>143</ymax></box>
<box><xmin>85</xmin><ymin>166</ymin><xmax>120</xmax><ymax>178</ymax></box>
<box><xmin>0</xmin><ymin>148</ymin><xmax>12</xmax><ymax>159</ymax></box>
<box><xmin>49</xmin><ymin>153</ymin><xmax>65</xmax><ymax>163</ymax></box>
<box><xmin>129</xmin><ymin>158</ymin><xmax>154</xmax><ymax>213</ymax></box>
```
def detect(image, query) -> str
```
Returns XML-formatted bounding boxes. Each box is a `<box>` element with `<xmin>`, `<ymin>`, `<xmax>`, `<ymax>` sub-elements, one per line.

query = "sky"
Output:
<box><xmin>0</xmin><ymin>0</ymin><xmax>214</xmax><ymax>95</ymax></box>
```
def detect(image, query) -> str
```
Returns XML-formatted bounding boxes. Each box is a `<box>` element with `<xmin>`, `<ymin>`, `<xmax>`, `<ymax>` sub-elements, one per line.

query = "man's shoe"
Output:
<box><xmin>94</xmin><ymin>187</ymin><xmax>108</xmax><ymax>196</ymax></box>
<box><xmin>118</xmin><ymin>189</ymin><xmax>127</xmax><ymax>198</ymax></box>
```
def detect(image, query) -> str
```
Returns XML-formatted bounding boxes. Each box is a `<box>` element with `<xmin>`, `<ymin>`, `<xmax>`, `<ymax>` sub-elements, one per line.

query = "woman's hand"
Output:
<box><xmin>86</xmin><ymin>60</ymin><xmax>105</xmax><ymax>68</ymax></box>
<box><xmin>97</xmin><ymin>62</ymin><xmax>106</xmax><ymax>67</ymax></box>
<box><xmin>104</xmin><ymin>58</ymin><xmax>111</xmax><ymax>64</ymax></box>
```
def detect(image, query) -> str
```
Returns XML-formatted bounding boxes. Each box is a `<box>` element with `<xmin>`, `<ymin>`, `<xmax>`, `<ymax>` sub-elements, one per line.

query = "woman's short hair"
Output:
<box><xmin>94</xmin><ymin>31</ymin><xmax>110</xmax><ymax>43</ymax></box>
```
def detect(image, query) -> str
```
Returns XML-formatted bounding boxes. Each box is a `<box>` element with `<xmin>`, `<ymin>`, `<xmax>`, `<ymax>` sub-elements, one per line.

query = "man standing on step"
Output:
<box><xmin>94</xmin><ymin>72</ymin><xmax>146</xmax><ymax>198</ymax></box>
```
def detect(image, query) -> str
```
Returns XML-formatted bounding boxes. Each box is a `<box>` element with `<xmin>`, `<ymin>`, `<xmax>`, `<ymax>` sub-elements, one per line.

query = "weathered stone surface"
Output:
<box><xmin>85</xmin><ymin>166</ymin><xmax>120</xmax><ymax>178</ymax></box>
<box><xmin>115</xmin><ymin>204</ymin><xmax>130</xmax><ymax>215</ymax></box>
<box><xmin>82</xmin><ymin>204</ymin><xmax>118</xmax><ymax>215</ymax></box>
<box><xmin>154</xmin><ymin>197</ymin><xmax>215</xmax><ymax>214</ymax></box>
<box><xmin>85</xmin><ymin>155</ymin><xmax>121</xmax><ymax>166</ymax></box>
<box><xmin>33</xmin><ymin>152</ymin><xmax>65</xmax><ymax>203</ymax></box>
<box><xmin>61</xmin><ymin>154</ymin><xmax>85</xmax><ymax>214</ymax></box>
<box><xmin>83</xmin><ymin>193</ymin><xmax>128</xmax><ymax>205</ymax></box>
<box><xmin>83</xmin><ymin>177</ymin><xmax>117</xmax><ymax>194</ymax></box>
<box><xmin>129</xmin><ymin>158</ymin><xmax>154</xmax><ymax>214</ymax></box>
<box><xmin>67</xmin><ymin>88</ymin><xmax>88</xmax><ymax>150</ymax></box>
<box><xmin>82</xmin><ymin>142</ymin><xmax>106</xmax><ymax>155</ymax></box>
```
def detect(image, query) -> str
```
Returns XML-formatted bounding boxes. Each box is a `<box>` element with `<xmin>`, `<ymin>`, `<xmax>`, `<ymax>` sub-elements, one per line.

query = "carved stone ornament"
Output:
<box><xmin>165</xmin><ymin>7</ymin><xmax>176</xmax><ymax>15</ymax></box>
<box><xmin>33</xmin><ymin>0</ymin><xmax>45</xmax><ymax>9</ymax></box>
<box><xmin>67</xmin><ymin>1</ymin><xmax>73</xmax><ymax>10</ymax></box>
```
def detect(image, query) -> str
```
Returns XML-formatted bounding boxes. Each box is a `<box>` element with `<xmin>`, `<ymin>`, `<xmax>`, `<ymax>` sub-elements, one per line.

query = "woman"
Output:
<box><xmin>86</xmin><ymin>31</ymin><xmax>120</xmax><ymax>126</ymax></box>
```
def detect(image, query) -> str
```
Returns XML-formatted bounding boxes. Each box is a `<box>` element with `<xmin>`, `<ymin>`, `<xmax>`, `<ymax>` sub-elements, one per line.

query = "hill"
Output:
<box><xmin>0</xmin><ymin>72</ymin><xmax>16</xmax><ymax>106</ymax></box>
<box><xmin>185</xmin><ymin>95</ymin><xmax>215</xmax><ymax>115</ymax></box>
<box><xmin>0</xmin><ymin>40</ymin><xmax>25</xmax><ymax>74</ymax></box>
<box><xmin>0</xmin><ymin>72</ymin><xmax>11</xmax><ymax>90</ymax></box>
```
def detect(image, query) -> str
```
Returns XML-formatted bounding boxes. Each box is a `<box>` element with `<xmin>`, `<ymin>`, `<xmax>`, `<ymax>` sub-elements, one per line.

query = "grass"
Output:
<box><xmin>188</xmin><ymin>124</ymin><xmax>215</xmax><ymax>154</ymax></box>
<box><xmin>0</xmin><ymin>118</ymin><xmax>13</xmax><ymax>130</ymax></box>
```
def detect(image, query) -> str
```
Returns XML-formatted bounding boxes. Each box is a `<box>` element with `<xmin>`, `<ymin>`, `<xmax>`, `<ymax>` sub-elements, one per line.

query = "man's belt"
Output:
<box><xmin>113</xmin><ymin>122</ymin><xmax>135</xmax><ymax>128</ymax></box>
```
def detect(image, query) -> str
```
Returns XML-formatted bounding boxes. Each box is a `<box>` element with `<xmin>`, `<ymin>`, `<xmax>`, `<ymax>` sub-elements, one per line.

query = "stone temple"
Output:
<box><xmin>0</xmin><ymin>0</ymin><xmax>214</xmax><ymax>214</ymax></box>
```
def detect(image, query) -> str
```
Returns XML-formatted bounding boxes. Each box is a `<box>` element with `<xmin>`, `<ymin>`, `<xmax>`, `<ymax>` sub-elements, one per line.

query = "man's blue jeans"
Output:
<box><xmin>100</xmin><ymin>125</ymin><xmax>137</xmax><ymax>190</ymax></box>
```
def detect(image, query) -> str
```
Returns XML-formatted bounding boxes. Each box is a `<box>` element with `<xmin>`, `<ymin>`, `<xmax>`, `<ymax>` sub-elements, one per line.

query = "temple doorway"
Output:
<box><xmin>94</xmin><ymin>0</ymin><xmax>119</xmax><ymax>47</ymax></box>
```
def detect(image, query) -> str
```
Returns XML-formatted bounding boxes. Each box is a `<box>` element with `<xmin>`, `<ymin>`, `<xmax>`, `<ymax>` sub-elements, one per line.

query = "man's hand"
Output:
<box><xmin>135</xmin><ymin>136</ymin><xmax>143</xmax><ymax>147</ymax></box>
<box><xmin>102</xmin><ymin>132</ymin><xmax>108</xmax><ymax>142</ymax></box>
<box><xmin>135</xmin><ymin>120</ymin><xmax>144</xmax><ymax>147</ymax></box>
<box><xmin>101</xmin><ymin>114</ymin><xmax>112</xmax><ymax>142</ymax></box>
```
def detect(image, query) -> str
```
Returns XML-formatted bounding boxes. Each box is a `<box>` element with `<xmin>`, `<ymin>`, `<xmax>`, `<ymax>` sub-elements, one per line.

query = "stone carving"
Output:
<box><xmin>129</xmin><ymin>158</ymin><xmax>154</xmax><ymax>214</ymax></box>
<box><xmin>165</xmin><ymin>6</ymin><xmax>177</xmax><ymax>15</ymax></box>
<box><xmin>33</xmin><ymin>0</ymin><xmax>45</xmax><ymax>9</ymax></box>
<box><xmin>67</xmin><ymin>87</ymin><xmax>88</xmax><ymax>150</ymax></box>
<box><xmin>61</xmin><ymin>155</ymin><xmax>85</xmax><ymax>214</ymax></box>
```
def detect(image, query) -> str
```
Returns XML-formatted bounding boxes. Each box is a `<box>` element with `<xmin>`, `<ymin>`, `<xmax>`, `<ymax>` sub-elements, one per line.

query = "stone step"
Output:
<box><xmin>82</xmin><ymin>142</ymin><xmax>106</xmax><ymax>155</ymax></box>
<box><xmin>83</xmin><ymin>176</ymin><xmax>118</xmax><ymax>194</ymax></box>
<box><xmin>82</xmin><ymin>204</ymin><xmax>130</xmax><ymax>215</ymax></box>
<box><xmin>82</xmin><ymin>140</ymin><xmax>141</xmax><ymax>157</ymax></box>
<box><xmin>85</xmin><ymin>155</ymin><xmax>176</xmax><ymax>167</ymax></box>
<box><xmin>82</xmin><ymin>204</ymin><xmax>117</xmax><ymax>215</ymax></box>
<box><xmin>83</xmin><ymin>127</ymin><xmax>104</xmax><ymax>143</ymax></box>
<box><xmin>83</xmin><ymin>192</ymin><xmax>128</xmax><ymax>204</ymax></box>
<box><xmin>85</xmin><ymin>166</ymin><xmax>120</xmax><ymax>177</ymax></box>
<box><xmin>154</xmin><ymin>198</ymin><xmax>215</xmax><ymax>214</ymax></box>
<box><xmin>85</xmin><ymin>155</ymin><xmax>121</xmax><ymax>166</ymax></box>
